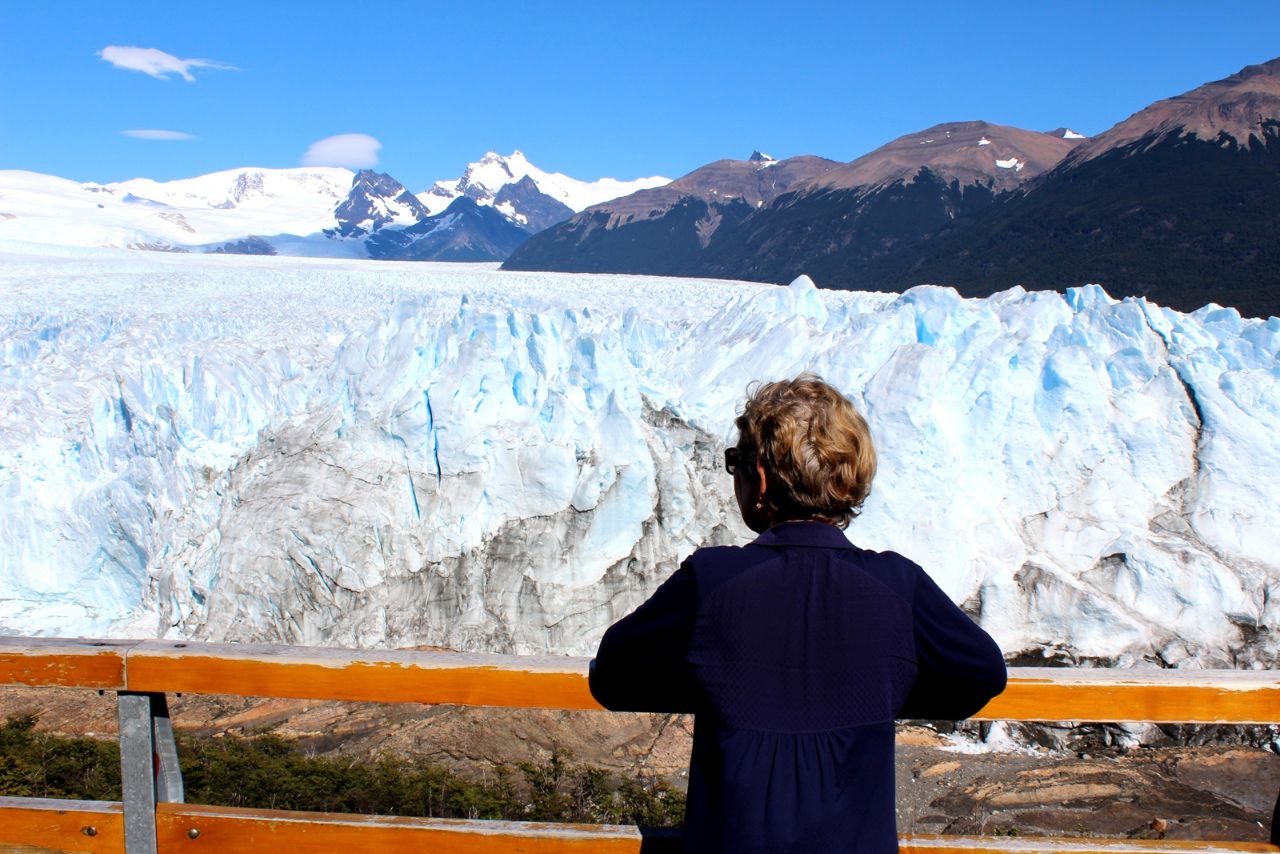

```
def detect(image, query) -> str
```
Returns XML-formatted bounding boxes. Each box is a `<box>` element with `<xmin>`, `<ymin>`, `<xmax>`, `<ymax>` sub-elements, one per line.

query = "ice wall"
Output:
<box><xmin>1</xmin><ymin>247</ymin><xmax>1276</xmax><ymax>666</ymax></box>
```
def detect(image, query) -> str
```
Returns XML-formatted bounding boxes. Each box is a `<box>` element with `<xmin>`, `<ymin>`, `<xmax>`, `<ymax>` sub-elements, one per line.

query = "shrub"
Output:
<box><xmin>0</xmin><ymin>713</ymin><xmax>685</xmax><ymax>827</ymax></box>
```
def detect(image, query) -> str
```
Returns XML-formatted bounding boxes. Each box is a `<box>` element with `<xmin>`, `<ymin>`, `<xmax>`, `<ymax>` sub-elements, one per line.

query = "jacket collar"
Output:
<box><xmin>750</xmin><ymin>520</ymin><xmax>854</xmax><ymax>550</ymax></box>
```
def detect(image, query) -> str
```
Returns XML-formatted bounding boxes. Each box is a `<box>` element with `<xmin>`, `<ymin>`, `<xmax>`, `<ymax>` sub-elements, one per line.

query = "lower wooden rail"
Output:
<box><xmin>0</xmin><ymin>798</ymin><xmax>125</xmax><ymax>854</ymax></box>
<box><xmin>0</xmin><ymin>637</ymin><xmax>1276</xmax><ymax>853</ymax></box>
<box><xmin>1</xmin><ymin>798</ymin><xmax>1273</xmax><ymax>854</ymax></box>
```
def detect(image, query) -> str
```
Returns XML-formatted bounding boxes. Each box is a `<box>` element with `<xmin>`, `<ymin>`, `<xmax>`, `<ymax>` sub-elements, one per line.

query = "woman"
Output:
<box><xmin>590</xmin><ymin>374</ymin><xmax>1006</xmax><ymax>853</ymax></box>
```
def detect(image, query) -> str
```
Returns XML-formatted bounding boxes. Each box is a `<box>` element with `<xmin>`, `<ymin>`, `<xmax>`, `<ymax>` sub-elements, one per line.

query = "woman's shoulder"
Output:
<box><xmin>680</xmin><ymin>542</ymin><xmax>780</xmax><ymax>592</ymax></box>
<box><xmin>848</xmin><ymin>544</ymin><xmax>923</xmax><ymax>571</ymax></box>
<box><xmin>839</xmin><ymin>544</ymin><xmax>931</xmax><ymax>598</ymax></box>
<box><xmin>683</xmin><ymin>543</ymin><xmax>750</xmax><ymax>572</ymax></box>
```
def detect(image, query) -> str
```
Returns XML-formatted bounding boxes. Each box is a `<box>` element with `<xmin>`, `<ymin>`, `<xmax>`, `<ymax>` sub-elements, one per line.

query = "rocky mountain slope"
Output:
<box><xmin>327</xmin><ymin>170</ymin><xmax>431</xmax><ymax>239</ymax></box>
<box><xmin>502</xmin><ymin>152</ymin><xmax>842</xmax><ymax>275</ymax></box>
<box><xmin>503</xmin><ymin>125</ymin><xmax>1077</xmax><ymax>278</ymax></box>
<box><xmin>365</xmin><ymin>196</ymin><xmax>532</xmax><ymax>261</ymax></box>
<box><xmin>506</xmin><ymin>58</ymin><xmax>1280</xmax><ymax>318</ymax></box>
<box><xmin>815</xmin><ymin>122</ymin><xmax>1081</xmax><ymax>193</ymax></box>
<box><xmin>692</xmin><ymin>123</ymin><xmax>1084</xmax><ymax>288</ymax></box>
<box><xmin>861</xmin><ymin>58</ymin><xmax>1280</xmax><ymax>318</ymax></box>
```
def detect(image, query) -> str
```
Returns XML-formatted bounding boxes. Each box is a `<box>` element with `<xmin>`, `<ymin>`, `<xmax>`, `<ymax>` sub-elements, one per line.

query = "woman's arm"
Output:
<box><xmin>897</xmin><ymin>566</ymin><xmax>1007</xmax><ymax>720</ymax></box>
<box><xmin>589</xmin><ymin>562</ymin><xmax>701</xmax><ymax>713</ymax></box>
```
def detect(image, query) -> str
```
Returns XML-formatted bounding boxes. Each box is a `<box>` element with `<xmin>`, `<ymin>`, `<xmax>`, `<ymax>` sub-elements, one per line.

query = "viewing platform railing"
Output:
<box><xmin>0</xmin><ymin>636</ymin><xmax>1276</xmax><ymax>853</ymax></box>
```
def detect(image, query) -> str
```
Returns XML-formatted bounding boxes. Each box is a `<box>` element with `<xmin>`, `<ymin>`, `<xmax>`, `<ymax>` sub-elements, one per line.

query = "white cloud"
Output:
<box><xmin>300</xmin><ymin>134</ymin><xmax>382</xmax><ymax>169</ymax></box>
<box><xmin>99</xmin><ymin>46</ymin><xmax>234</xmax><ymax>82</ymax></box>
<box><xmin>122</xmin><ymin>129</ymin><xmax>196</xmax><ymax>141</ymax></box>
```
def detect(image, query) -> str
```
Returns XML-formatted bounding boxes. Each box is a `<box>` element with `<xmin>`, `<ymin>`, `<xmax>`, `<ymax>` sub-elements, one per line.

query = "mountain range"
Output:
<box><xmin>0</xmin><ymin>153</ymin><xmax>670</xmax><ymax>262</ymax></box>
<box><xmin>504</xmin><ymin>125</ymin><xmax>1082</xmax><ymax>280</ymax></box>
<box><xmin>507</xmin><ymin>58</ymin><xmax>1280</xmax><ymax>318</ymax></box>
<box><xmin>2</xmin><ymin>58</ymin><xmax>1278</xmax><ymax>315</ymax></box>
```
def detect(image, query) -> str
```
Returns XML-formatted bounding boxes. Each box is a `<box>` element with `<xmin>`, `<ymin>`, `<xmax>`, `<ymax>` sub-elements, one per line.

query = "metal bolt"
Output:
<box><xmin>82</xmin><ymin>826</ymin><xmax>97</xmax><ymax>836</ymax></box>
<box><xmin>188</xmin><ymin>828</ymin><xmax>200</xmax><ymax>839</ymax></box>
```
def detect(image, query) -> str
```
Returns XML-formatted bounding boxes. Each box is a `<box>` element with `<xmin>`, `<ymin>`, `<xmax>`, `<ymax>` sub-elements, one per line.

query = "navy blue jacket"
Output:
<box><xmin>590</xmin><ymin>521</ymin><xmax>1007</xmax><ymax>853</ymax></box>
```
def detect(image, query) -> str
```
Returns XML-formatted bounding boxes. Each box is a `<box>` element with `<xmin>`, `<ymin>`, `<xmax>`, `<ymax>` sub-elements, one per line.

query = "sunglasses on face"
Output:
<box><xmin>724</xmin><ymin>447</ymin><xmax>754</xmax><ymax>475</ymax></box>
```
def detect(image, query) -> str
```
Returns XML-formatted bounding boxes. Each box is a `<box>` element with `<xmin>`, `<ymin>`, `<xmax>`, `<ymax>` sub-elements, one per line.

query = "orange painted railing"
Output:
<box><xmin>0</xmin><ymin>636</ymin><xmax>1276</xmax><ymax>853</ymax></box>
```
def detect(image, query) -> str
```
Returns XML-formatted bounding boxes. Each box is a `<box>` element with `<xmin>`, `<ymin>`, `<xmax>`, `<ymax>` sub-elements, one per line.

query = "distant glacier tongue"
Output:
<box><xmin>0</xmin><ymin>247</ymin><xmax>1276</xmax><ymax>668</ymax></box>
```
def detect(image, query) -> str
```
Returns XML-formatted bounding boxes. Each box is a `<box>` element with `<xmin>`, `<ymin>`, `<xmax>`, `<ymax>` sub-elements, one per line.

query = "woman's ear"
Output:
<box><xmin>755</xmin><ymin>459</ymin><xmax>768</xmax><ymax>502</ymax></box>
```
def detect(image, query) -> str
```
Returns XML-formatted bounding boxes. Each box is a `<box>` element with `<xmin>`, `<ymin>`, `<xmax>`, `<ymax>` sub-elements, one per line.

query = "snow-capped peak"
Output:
<box><xmin>418</xmin><ymin>151</ymin><xmax>669</xmax><ymax>216</ymax></box>
<box><xmin>1062</xmin><ymin>129</ymin><xmax>1086</xmax><ymax>139</ymax></box>
<box><xmin>460</xmin><ymin>150</ymin><xmax>522</xmax><ymax>195</ymax></box>
<box><xmin>329</xmin><ymin>170</ymin><xmax>429</xmax><ymax>239</ymax></box>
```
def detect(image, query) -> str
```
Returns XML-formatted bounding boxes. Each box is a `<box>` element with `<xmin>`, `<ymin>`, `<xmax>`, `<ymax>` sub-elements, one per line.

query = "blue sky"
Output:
<box><xmin>3</xmin><ymin>1</ymin><xmax>1279</xmax><ymax>190</ymax></box>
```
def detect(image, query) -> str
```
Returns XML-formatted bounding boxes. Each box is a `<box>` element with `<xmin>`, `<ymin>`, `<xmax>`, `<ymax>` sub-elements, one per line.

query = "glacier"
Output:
<box><xmin>1</xmin><ymin>243</ymin><xmax>1276</xmax><ymax>668</ymax></box>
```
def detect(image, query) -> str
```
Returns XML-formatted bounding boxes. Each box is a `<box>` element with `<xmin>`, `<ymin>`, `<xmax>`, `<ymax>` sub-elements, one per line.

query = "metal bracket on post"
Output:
<box><xmin>118</xmin><ymin>692</ymin><xmax>184</xmax><ymax>854</ymax></box>
<box><xmin>150</xmin><ymin>693</ymin><xmax>184</xmax><ymax>804</ymax></box>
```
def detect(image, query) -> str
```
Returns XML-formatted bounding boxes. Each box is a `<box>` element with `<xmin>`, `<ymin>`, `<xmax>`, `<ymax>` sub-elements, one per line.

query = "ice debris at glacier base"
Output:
<box><xmin>0</xmin><ymin>244</ymin><xmax>1276</xmax><ymax>667</ymax></box>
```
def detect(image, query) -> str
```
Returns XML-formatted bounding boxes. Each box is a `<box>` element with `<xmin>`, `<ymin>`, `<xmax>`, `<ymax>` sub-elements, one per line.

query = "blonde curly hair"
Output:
<box><xmin>734</xmin><ymin>373</ymin><xmax>877</xmax><ymax>529</ymax></box>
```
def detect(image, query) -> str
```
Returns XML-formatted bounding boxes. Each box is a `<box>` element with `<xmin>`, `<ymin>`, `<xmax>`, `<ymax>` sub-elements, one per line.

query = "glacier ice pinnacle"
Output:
<box><xmin>0</xmin><ymin>247</ymin><xmax>1276</xmax><ymax>668</ymax></box>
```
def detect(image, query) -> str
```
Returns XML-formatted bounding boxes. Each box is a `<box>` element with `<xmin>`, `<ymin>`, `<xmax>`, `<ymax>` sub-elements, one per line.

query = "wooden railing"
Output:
<box><xmin>0</xmin><ymin>636</ymin><xmax>1276</xmax><ymax>853</ymax></box>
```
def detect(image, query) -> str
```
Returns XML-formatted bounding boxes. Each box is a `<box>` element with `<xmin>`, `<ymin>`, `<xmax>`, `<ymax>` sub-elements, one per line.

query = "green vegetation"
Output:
<box><xmin>0</xmin><ymin>712</ymin><xmax>684</xmax><ymax>826</ymax></box>
<box><xmin>0</xmin><ymin>712</ymin><xmax>121</xmax><ymax>800</ymax></box>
